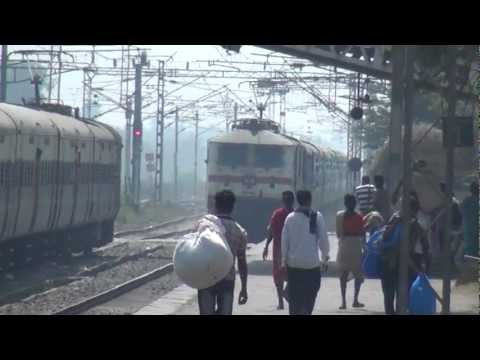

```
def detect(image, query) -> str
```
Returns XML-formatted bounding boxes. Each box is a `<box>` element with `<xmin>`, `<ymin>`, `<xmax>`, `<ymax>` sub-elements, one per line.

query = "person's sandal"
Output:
<box><xmin>352</xmin><ymin>302</ymin><xmax>365</xmax><ymax>308</ymax></box>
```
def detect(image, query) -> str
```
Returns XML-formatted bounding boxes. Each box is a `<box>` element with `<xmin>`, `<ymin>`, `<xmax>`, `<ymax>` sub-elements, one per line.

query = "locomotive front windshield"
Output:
<box><xmin>217</xmin><ymin>143</ymin><xmax>248</xmax><ymax>167</ymax></box>
<box><xmin>254</xmin><ymin>145</ymin><xmax>284</xmax><ymax>168</ymax></box>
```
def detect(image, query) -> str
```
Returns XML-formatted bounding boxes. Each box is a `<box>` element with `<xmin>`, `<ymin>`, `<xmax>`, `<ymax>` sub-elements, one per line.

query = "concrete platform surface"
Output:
<box><xmin>135</xmin><ymin>234</ymin><xmax>478</xmax><ymax>315</ymax></box>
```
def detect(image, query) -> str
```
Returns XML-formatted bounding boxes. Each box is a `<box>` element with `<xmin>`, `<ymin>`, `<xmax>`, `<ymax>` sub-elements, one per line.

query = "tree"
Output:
<box><xmin>357</xmin><ymin>45</ymin><xmax>476</xmax><ymax>153</ymax></box>
<box><xmin>361</xmin><ymin>82</ymin><xmax>391</xmax><ymax>151</ymax></box>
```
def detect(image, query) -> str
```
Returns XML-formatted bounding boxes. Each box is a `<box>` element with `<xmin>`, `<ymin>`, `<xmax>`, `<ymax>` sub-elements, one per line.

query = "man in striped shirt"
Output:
<box><xmin>354</xmin><ymin>175</ymin><xmax>376</xmax><ymax>215</ymax></box>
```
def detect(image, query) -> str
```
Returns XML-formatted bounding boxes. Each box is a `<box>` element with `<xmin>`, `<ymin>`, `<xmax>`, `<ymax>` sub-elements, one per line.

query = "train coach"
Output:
<box><xmin>0</xmin><ymin>103</ymin><xmax>122</xmax><ymax>271</ymax></box>
<box><xmin>206</xmin><ymin>118</ymin><xmax>347</xmax><ymax>243</ymax></box>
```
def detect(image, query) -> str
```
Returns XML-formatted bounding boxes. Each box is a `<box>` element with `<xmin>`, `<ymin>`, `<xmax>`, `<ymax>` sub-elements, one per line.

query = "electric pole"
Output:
<box><xmin>57</xmin><ymin>45</ymin><xmax>62</xmax><ymax>103</ymax></box>
<box><xmin>234</xmin><ymin>102</ymin><xmax>238</xmax><ymax>122</ymax></box>
<box><xmin>48</xmin><ymin>45</ymin><xmax>54</xmax><ymax>103</ymax></box>
<box><xmin>1</xmin><ymin>45</ymin><xmax>8</xmax><ymax>102</ymax></box>
<box><xmin>174</xmin><ymin>108</ymin><xmax>179</xmax><ymax>202</ymax></box>
<box><xmin>155</xmin><ymin>60</ymin><xmax>165</xmax><ymax>203</ymax></box>
<box><xmin>442</xmin><ymin>45</ymin><xmax>458</xmax><ymax>314</ymax></box>
<box><xmin>194</xmin><ymin>111</ymin><xmax>199</xmax><ymax>199</ymax></box>
<box><xmin>124</xmin><ymin>99</ymin><xmax>133</xmax><ymax>199</ymax></box>
<box><xmin>131</xmin><ymin>53</ymin><xmax>147</xmax><ymax>211</ymax></box>
<box><xmin>397</xmin><ymin>45</ymin><xmax>415</xmax><ymax>315</ymax></box>
<box><xmin>388</xmin><ymin>45</ymin><xmax>406</xmax><ymax>193</ymax></box>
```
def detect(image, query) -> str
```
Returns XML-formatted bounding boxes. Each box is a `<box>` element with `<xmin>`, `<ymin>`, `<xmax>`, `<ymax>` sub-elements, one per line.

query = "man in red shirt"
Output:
<box><xmin>263</xmin><ymin>191</ymin><xmax>295</xmax><ymax>310</ymax></box>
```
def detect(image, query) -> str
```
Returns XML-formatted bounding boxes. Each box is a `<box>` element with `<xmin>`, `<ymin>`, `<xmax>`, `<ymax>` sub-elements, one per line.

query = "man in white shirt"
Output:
<box><xmin>281</xmin><ymin>190</ymin><xmax>330</xmax><ymax>315</ymax></box>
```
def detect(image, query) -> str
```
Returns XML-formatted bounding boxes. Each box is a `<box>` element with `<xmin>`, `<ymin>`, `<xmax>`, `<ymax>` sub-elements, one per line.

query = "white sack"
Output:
<box><xmin>173</xmin><ymin>215</ymin><xmax>234</xmax><ymax>290</ymax></box>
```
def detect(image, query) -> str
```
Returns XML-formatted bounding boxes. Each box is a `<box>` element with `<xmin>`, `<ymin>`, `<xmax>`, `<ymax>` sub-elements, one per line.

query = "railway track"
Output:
<box><xmin>114</xmin><ymin>214</ymin><xmax>203</xmax><ymax>239</ymax></box>
<box><xmin>1</xmin><ymin>214</ymin><xmax>203</xmax><ymax>315</ymax></box>
<box><xmin>53</xmin><ymin>263</ymin><xmax>174</xmax><ymax>315</ymax></box>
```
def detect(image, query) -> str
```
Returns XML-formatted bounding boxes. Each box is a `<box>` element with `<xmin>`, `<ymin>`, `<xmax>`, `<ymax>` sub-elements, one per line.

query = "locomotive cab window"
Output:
<box><xmin>254</xmin><ymin>145</ymin><xmax>284</xmax><ymax>168</ymax></box>
<box><xmin>217</xmin><ymin>143</ymin><xmax>248</xmax><ymax>167</ymax></box>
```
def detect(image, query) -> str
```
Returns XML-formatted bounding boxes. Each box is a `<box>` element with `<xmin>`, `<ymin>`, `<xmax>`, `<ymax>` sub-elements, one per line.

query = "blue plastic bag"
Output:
<box><xmin>409</xmin><ymin>274</ymin><xmax>436</xmax><ymax>315</ymax></box>
<box><xmin>382</xmin><ymin>222</ymin><xmax>402</xmax><ymax>249</ymax></box>
<box><xmin>362</xmin><ymin>228</ymin><xmax>384</xmax><ymax>279</ymax></box>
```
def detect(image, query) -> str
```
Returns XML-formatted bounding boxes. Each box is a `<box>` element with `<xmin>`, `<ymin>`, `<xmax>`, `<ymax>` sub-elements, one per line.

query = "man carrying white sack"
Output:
<box><xmin>197</xmin><ymin>190</ymin><xmax>248</xmax><ymax>315</ymax></box>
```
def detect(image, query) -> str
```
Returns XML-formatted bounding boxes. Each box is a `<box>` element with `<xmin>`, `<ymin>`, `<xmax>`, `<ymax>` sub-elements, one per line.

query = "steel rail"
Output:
<box><xmin>53</xmin><ymin>263</ymin><xmax>174</xmax><ymax>315</ymax></box>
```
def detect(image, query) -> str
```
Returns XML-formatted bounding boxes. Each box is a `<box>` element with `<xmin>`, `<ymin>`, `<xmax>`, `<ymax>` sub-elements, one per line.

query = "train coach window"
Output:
<box><xmin>23</xmin><ymin>163</ymin><xmax>30</xmax><ymax>186</ymax></box>
<box><xmin>217</xmin><ymin>143</ymin><xmax>248</xmax><ymax>167</ymax></box>
<box><xmin>254</xmin><ymin>145</ymin><xmax>284</xmax><ymax>168</ymax></box>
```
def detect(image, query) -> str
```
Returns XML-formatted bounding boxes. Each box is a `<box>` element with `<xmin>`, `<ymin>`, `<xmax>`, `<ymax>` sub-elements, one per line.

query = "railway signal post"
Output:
<box><xmin>132</xmin><ymin>52</ymin><xmax>148</xmax><ymax>211</ymax></box>
<box><xmin>194</xmin><ymin>111</ymin><xmax>199</xmax><ymax>199</ymax></box>
<box><xmin>155</xmin><ymin>60</ymin><xmax>166</xmax><ymax>204</ymax></box>
<box><xmin>124</xmin><ymin>100</ymin><xmax>133</xmax><ymax>202</ymax></box>
<box><xmin>174</xmin><ymin>108</ymin><xmax>179</xmax><ymax>201</ymax></box>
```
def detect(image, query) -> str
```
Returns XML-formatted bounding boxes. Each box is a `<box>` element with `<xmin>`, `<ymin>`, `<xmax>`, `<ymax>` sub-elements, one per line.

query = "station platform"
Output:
<box><xmin>135</xmin><ymin>234</ymin><xmax>478</xmax><ymax>315</ymax></box>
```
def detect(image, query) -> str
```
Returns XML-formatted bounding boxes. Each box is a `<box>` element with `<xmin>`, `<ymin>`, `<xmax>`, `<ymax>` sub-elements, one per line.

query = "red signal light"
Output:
<box><xmin>134</xmin><ymin>129</ymin><xmax>142</xmax><ymax>137</ymax></box>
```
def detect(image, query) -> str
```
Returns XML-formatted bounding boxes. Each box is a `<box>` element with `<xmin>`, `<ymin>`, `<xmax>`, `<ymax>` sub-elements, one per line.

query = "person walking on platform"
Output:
<box><xmin>373</xmin><ymin>175</ymin><xmax>391</xmax><ymax>222</ymax></box>
<box><xmin>336</xmin><ymin>194</ymin><xmax>366</xmax><ymax>310</ymax></box>
<box><xmin>281</xmin><ymin>190</ymin><xmax>330</xmax><ymax>315</ymax></box>
<box><xmin>379</xmin><ymin>196</ymin><xmax>430</xmax><ymax>315</ymax></box>
<box><xmin>355</xmin><ymin>175</ymin><xmax>376</xmax><ymax>215</ymax></box>
<box><xmin>461</xmin><ymin>181</ymin><xmax>479</xmax><ymax>258</ymax></box>
<box><xmin>263</xmin><ymin>191</ymin><xmax>295</xmax><ymax>310</ymax></box>
<box><xmin>197</xmin><ymin>190</ymin><xmax>248</xmax><ymax>315</ymax></box>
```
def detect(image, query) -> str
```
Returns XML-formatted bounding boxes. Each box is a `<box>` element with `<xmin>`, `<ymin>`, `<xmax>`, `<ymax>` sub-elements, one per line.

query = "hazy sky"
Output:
<box><xmin>6</xmin><ymin>45</ymin><xmax>350</xmax><ymax>151</ymax></box>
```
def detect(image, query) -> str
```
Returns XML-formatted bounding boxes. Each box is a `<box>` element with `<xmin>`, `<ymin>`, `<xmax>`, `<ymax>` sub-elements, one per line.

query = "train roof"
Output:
<box><xmin>0</xmin><ymin>102</ymin><xmax>120</xmax><ymax>144</ymax></box>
